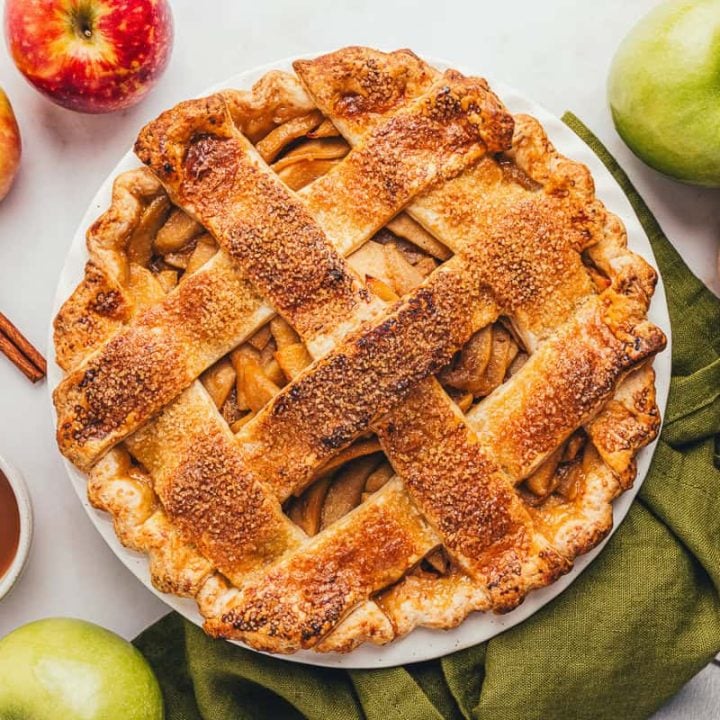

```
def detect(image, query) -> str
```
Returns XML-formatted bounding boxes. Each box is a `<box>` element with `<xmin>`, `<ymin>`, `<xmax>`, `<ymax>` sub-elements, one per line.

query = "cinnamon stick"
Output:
<box><xmin>0</xmin><ymin>312</ymin><xmax>46</xmax><ymax>383</ymax></box>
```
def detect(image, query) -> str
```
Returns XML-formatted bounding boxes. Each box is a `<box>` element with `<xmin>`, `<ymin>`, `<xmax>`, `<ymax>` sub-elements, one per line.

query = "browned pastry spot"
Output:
<box><xmin>164</xmin><ymin>428</ymin><xmax>300</xmax><ymax>580</ymax></box>
<box><xmin>54</xmin><ymin>261</ymin><xmax>132</xmax><ymax>372</ymax></box>
<box><xmin>294</xmin><ymin>47</ymin><xmax>438</xmax><ymax>128</ymax></box>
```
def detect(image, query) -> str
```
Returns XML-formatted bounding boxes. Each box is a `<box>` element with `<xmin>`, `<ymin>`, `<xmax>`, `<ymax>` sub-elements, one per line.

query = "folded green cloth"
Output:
<box><xmin>134</xmin><ymin>114</ymin><xmax>720</xmax><ymax>720</ymax></box>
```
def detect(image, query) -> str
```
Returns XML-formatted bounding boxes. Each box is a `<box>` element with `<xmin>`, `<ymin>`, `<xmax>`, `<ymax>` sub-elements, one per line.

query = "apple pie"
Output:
<box><xmin>53</xmin><ymin>47</ymin><xmax>666</xmax><ymax>654</ymax></box>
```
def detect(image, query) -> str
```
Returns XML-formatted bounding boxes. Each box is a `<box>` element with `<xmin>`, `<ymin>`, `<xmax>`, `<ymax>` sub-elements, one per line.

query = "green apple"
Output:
<box><xmin>0</xmin><ymin>618</ymin><xmax>163</xmax><ymax>720</ymax></box>
<box><xmin>608</xmin><ymin>0</ymin><xmax>720</xmax><ymax>186</ymax></box>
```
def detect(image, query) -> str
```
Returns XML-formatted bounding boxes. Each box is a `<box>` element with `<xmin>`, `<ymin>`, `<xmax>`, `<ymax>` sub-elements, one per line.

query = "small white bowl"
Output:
<box><xmin>0</xmin><ymin>454</ymin><xmax>33</xmax><ymax>601</ymax></box>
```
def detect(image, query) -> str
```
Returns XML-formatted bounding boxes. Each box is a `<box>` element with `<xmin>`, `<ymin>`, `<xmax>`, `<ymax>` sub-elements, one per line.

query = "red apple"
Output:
<box><xmin>0</xmin><ymin>88</ymin><xmax>21</xmax><ymax>201</ymax></box>
<box><xmin>4</xmin><ymin>0</ymin><xmax>173</xmax><ymax>114</ymax></box>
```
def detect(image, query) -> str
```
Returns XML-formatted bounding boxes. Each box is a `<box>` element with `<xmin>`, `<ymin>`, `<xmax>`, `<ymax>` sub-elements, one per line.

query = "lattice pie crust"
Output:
<box><xmin>53</xmin><ymin>48</ymin><xmax>665</xmax><ymax>654</ymax></box>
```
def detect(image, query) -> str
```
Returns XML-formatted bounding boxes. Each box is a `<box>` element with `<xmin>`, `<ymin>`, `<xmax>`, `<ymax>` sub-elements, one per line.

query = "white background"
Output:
<box><xmin>0</xmin><ymin>0</ymin><xmax>717</xmax><ymax>715</ymax></box>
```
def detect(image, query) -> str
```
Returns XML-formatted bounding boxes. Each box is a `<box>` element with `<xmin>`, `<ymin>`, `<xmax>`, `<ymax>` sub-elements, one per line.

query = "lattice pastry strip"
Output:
<box><xmin>295</xmin><ymin>50</ymin><xmax>628</xmax><ymax>346</ymax></box>
<box><xmin>238</xmin><ymin>50</ymin><xmax>664</xmax><ymax>640</ymax></box>
<box><xmin>202</xmin><ymin>295</ymin><xmax>661</xmax><ymax>649</ymax></box>
<box><xmin>64</xmin><ymin>166</ymin><xmax>470</xmax><ymax>644</ymax></box>
<box><xmin>124</xmin><ymin>125</ymin><xmax>506</xmax><ymax>648</ymax></box>
<box><xmin>53</xmin><ymin>47</ymin><xmax>666</xmax><ymax>654</ymax></box>
<box><xmin>62</xmin><ymin>174</ymin><xmax>345</xmax><ymax>625</ymax></box>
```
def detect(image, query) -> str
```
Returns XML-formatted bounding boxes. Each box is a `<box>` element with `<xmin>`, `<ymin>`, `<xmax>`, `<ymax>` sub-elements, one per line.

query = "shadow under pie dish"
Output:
<box><xmin>51</xmin><ymin>47</ymin><xmax>668</xmax><ymax>658</ymax></box>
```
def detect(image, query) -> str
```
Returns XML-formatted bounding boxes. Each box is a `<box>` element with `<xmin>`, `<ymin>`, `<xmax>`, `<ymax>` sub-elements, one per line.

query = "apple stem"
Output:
<box><xmin>71</xmin><ymin>4</ymin><xmax>95</xmax><ymax>41</ymax></box>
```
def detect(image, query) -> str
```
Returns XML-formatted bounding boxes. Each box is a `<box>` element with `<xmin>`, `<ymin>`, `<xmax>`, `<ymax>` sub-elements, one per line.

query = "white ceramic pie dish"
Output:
<box><xmin>48</xmin><ymin>53</ymin><xmax>672</xmax><ymax>669</ymax></box>
<box><xmin>0</xmin><ymin>453</ymin><xmax>33</xmax><ymax>602</ymax></box>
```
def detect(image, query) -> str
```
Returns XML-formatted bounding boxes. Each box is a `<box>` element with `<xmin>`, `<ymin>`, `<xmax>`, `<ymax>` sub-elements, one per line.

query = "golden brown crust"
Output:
<box><xmin>56</xmin><ymin>69</ymin><xmax>516</xmax><ymax>470</ymax></box>
<box><xmin>52</xmin><ymin>46</ymin><xmax>667</xmax><ymax>655</ymax></box>
<box><xmin>54</xmin><ymin>261</ymin><xmax>132</xmax><ymax>372</ymax></box>
<box><xmin>238</xmin><ymin>261</ymin><xmax>496</xmax><ymax>501</ymax></box>
<box><xmin>314</xmin><ymin>603</ymin><xmax>395</xmax><ymax>652</ymax></box>
<box><xmin>299</xmin><ymin>77</ymin><xmax>511</xmax><ymax>261</ymax></box>
<box><xmin>54</xmin><ymin>253</ymin><xmax>271</xmax><ymax>469</ymax></box>
<box><xmin>375</xmin><ymin>364</ymin><xmax>662</xmax><ymax>638</ymax></box>
<box><xmin>399</xmin><ymin>134</ymin><xmax>603</xmax><ymax>346</ymax></box>
<box><xmin>585</xmin><ymin>364</ymin><xmax>660</xmax><ymax>489</ymax></box>
<box><xmin>298</xmin><ymin>56</ymin><xmax>600</xmax><ymax>344</ymax></box>
<box><xmin>135</xmin><ymin>94</ymin><xmax>375</xmax><ymax>343</ymax></box>
<box><xmin>125</xmin><ymin>384</ymin><xmax>304</xmax><ymax>584</ymax></box>
<box><xmin>204</xmin><ymin>479</ymin><xmax>438</xmax><ymax>650</ymax></box>
<box><xmin>466</xmin><ymin>297</ymin><xmax>665</xmax><ymax>480</ymax></box>
<box><xmin>293</xmin><ymin>48</ymin><xmax>438</xmax><ymax>138</ymax></box>
<box><xmin>53</xmin><ymin>169</ymin><xmax>165</xmax><ymax>372</ymax></box>
<box><xmin>376</xmin><ymin>377</ymin><xmax>571</xmax><ymax>610</ymax></box>
<box><xmin>88</xmin><ymin>447</ymin><xmax>215</xmax><ymax>597</ymax></box>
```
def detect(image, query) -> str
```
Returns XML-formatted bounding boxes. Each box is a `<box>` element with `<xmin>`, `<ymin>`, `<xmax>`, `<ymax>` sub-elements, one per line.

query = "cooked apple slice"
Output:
<box><xmin>230</xmin><ymin>411</ymin><xmax>255</xmax><ymax>434</ymax></box>
<box><xmin>424</xmin><ymin>548</ymin><xmax>450</xmax><ymax>575</ymax></box>
<box><xmin>320</xmin><ymin>456</ymin><xmax>379</xmax><ymax>529</ymax></box>
<box><xmin>184</xmin><ymin>235</ymin><xmax>218</xmax><ymax>275</ymax></box>
<box><xmin>562</xmin><ymin>430</ymin><xmax>586</xmax><ymax>462</ymax></box>
<box><xmin>439</xmin><ymin>325</ymin><xmax>493</xmax><ymax>392</ymax></box>
<box><xmin>201</xmin><ymin>358</ymin><xmax>236</xmax><ymax>409</ymax></box>
<box><xmin>555</xmin><ymin>461</ymin><xmax>582</xmax><ymax>501</ymax></box>
<box><xmin>348</xmin><ymin>240</ymin><xmax>391</xmax><ymax>286</ymax></box>
<box><xmin>126</xmin><ymin>265</ymin><xmax>165</xmax><ymax>309</ymax></box>
<box><xmin>271</xmin><ymin>137</ymin><xmax>350</xmax><ymax>171</ymax></box>
<box><xmin>384</xmin><ymin>243</ymin><xmax>425</xmax><ymax>296</ymax></box>
<box><xmin>288</xmin><ymin>477</ymin><xmax>331</xmax><ymax>536</ymax></box>
<box><xmin>307</xmin><ymin>119</ymin><xmax>340</xmax><ymax>139</ymax></box>
<box><xmin>236</xmin><ymin>355</ymin><xmax>281</xmax><ymax>413</ymax></box>
<box><xmin>270</xmin><ymin>316</ymin><xmax>301</xmax><ymax>349</ymax></box>
<box><xmin>262</xmin><ymin>358</ymin><xmax>286</xmax><ymax>387</ymax></box>
<box><xmin>275</xmin><ymin>342</ymin><xmax>313</xmax><ymax>381</ymax></box>
<box><xmin>365</xmin><ymin>276</ymin><xmax>399</xmax><ymax>302</ymax></box>
<box><xmin>127</xmin><ymin>195</ymin><xmax>170</xmax><ymax>267</ymax></box>
<box><xmin>256</xmin><ymin>110</ymin><xmax>324</xmax><ymax>162</ymax></box>
<box><xmin>315</xmin><ymin>438</ymin><xmax>382</xmax><ymax>478</ymax></box>
<box><xmin>247</xmin><ymin>324</ymin><xmax>272</xmax><ymax>351</ymax></box>
<box><xmin>155</xmin><ymin>269</ymin><xmax>178</xmax><ymax>293</ymax></box>
<box><xmin>385</xmin><ymin>214</ymin><xmax>451</xmax><ymax>260</ymax></box>
<box><xmin>472</xmin><ymin>326</ymin><xmax>516</xmax><ymax>396</ymax></box>
<box><xmin>364</xmin><ymin>462</ymin><xmax>394</xmax><ymax>493</ymax></box>
<box><xmin>154</xmin><ymin>207</ymin><xmax>202</xmax><ymax>255</ymax></box>
<box><xmin>414</xmin><ymin>256</ymin><xmax>438</xmax><ymax>277</ymax></box>
<box><xmin>525</xmin><ymin>446</ymin><xmax>563</xmax><ymax>499</ymax></box>
<box><xmin>230</xmin><ymin>345</ymin><xmax>260</xmax><ymax>411</ymax></box>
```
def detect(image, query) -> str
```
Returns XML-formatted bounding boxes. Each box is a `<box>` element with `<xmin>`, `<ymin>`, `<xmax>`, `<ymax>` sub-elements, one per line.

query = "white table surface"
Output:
<box><xmin>0</xmin><ymin>0</ymin><xmax>717</xmax><ymax>715</ymax></box>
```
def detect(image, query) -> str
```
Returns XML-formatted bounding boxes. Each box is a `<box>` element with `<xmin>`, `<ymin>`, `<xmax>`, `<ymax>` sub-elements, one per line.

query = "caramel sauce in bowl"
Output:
<box><xmin>0</xmin><ymin>455</ymin><xmax>32</xmax><ymax>601</ymax></box>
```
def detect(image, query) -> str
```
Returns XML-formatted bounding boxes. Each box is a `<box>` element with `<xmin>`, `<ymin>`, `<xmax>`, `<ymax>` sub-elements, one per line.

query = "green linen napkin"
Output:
<box><xmin>134</xmin><ymin>114</ymin><xmax>720</xmax><ymax>720</ymax></box>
